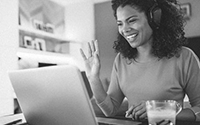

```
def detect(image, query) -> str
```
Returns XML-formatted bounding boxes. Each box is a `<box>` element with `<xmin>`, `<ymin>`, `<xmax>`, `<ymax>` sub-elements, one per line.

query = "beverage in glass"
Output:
<box><xmin>146</xmin><ymin>100</ymin><xmax>182</xmax><ymax>125</ymax></box>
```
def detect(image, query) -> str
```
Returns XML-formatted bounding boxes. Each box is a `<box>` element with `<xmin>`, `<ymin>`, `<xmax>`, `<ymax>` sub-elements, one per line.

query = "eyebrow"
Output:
<box><xmin>117</xmin><ymin>15</ymin><xmax>138</xmax><ymax>23</ymax></box>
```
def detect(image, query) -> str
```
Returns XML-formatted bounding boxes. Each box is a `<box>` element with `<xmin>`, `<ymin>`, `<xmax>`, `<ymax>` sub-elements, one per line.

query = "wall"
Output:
<box><xmin>94</xmin><ymin>1</ymin><xmax>117</xmax><ymax>80</ymax></box>
<box><xmin>64</xmin><ymin>0</ymin><xmax>95</xmax><ymax>71</ymax></box>
<box><xmin>179</xmin><ymin>0</ymin><xmax>200</xmax><ymax>37</ymax></box>
<box><xmin>0</xmin><ymin>0</ymin><xmax>18</xmax><ymax>116</ymax></box>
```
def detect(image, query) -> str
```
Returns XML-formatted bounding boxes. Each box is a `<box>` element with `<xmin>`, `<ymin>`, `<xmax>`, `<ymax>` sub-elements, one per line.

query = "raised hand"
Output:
<box><xmin>80</xmin><ymin>40</ymin><xmax>101</xmax><ymax>79</ymax></box>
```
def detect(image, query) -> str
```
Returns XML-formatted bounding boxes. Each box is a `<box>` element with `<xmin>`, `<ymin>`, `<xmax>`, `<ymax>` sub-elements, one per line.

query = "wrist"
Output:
<box><xmin>88</xmin><ymin>75</ymin><xmax>100</xmax><ymax>84</ymax></box>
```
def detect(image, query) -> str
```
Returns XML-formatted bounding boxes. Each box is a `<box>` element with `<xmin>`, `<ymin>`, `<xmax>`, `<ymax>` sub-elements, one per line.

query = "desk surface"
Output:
<box><xmin>1</xmin><ymin>113</ymin><xmax>200</xmax><ymax>125</ymax></box>
<box><xmin>0</xmin><ymin>113</ymin><xmax>26</xmax><ymax>125</ymax></box>
<box><xmin>97</xmin><ymin>117</ymin><xmax>200</xmax><ymax>125</ymax></box>
<box><xmin>97</xmin><ymin>117</ymin><xmax>142</xmax><ymax>125</ymax></box>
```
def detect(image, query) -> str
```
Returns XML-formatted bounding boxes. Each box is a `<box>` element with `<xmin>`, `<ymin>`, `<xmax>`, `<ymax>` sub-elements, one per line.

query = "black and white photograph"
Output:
<box><xmin>34</xmin><ymin>38</ymin><xmax>46</xmax><ymax>51</ymax></box>
<box><xmin>23</xmin><ymin>36</ymin><xmax>34</xmax><ymax>49</ymax></box>
<box><xmin>1</xmin><ymin>0</ymin><xmax>200</xmax><ymax>125</ymax></box>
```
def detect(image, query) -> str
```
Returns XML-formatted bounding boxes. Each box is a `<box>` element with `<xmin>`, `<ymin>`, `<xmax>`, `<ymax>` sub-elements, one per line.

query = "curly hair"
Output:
<box><xmin>111</xmin><ymin>0</ymin><xmax>187</xmax><ymax>60</ymax></box>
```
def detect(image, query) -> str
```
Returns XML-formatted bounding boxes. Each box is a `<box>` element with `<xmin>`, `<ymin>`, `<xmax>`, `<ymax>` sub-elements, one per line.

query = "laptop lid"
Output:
<box><xmin>8</xmin><ymin>65</ymin><xmax>98</xmax><ymax>125</ymax></box>
<box><xmin>81</xmin><ymin>71</ymin><xmax>93</xmax><ymax>99</ymax></box>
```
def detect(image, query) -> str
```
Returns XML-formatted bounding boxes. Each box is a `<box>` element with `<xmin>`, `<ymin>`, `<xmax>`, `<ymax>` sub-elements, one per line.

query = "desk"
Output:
<box><xmin>97</xmin><ymin>117</ymin><xmax>142</xmax><ymax>125</ymax></box>
<box><xmin>1</xmin><ymin>113</ymin><xmax>200</xmax><ymax>125</ymax></box>
<box><xmin>97</xmin><ymin>117</ymin><xmax>200</xmax><ymax>125</ymax></box>
<box><xmin>0</xmin><ymin>113</ymin><xmax>26</xmax><ymax>125</ymax></box>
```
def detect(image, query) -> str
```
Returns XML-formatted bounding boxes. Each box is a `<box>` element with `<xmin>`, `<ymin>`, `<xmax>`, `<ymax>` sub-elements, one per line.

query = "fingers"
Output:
<box><xmin>133</xmin><ymin>102</ymin><xmax>147</xmax><ymax>120</ymax></box>
<box><xmin>80</xmin><ymin>49</ymin><xmax>87</xmax><ymax>61</ymax></box>
<box><xmin>138</xmin><ymin>111</ymin><xmax>147</xmax><ymax>120</ymax></box>
<box><xmin>89</xmin><ymin>40</ymin><xmax>96</xmax><ymax>55</ymax></box>
<box><xmin>94</xmin><ymin>40</ymin><xmax>99</xmax><ymax>55</ymax></box>
<box><xmin>157</xmin><ymin>119</ymin><xmax>172</xmax><ymax>125</ymax></box>
<box><xmin>125</xmin><ymin>105</ymin><xmax>135</xmax><ymax>118</ymax></box>
<box><xmin>126</xmin><ymin>102</ymin><xmax>147</xmax><ymax>121</ymax></box>
<box><xmin>88</xmin><ymin>42</ymin><xmax>92</xmax><ymax>58</ymax></box>
<box><xmin>91</xmin><ymin>40</ymin><xmax>96</xmax><ymax>52</ymax></box>
<box><xmin>88</xmin><ymin>40</ymin><xmax>99</xmax><ymax>57</ymax></box>
<box><xmin>80</xmin><ymin>40</ymin><xmax>99</xmax><ymax>61</ymax></box>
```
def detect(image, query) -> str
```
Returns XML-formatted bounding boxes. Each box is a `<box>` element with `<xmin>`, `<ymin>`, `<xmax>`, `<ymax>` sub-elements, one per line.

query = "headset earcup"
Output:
<box><xmin>149</xmin><ymin>4</ymin><xmax>162</xmax><ymax>29</ymax></box>
<box><xmin>152</xmin><ymin>7</ymin><xmax>162</xmax><ymax>27</ymax></box>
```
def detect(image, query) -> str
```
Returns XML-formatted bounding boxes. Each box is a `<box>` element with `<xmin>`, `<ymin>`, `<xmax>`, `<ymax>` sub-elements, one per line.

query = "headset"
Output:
<box><xmin>148</xmin><ymin>0</ymin><xmax>162</xmax><ymax>29</ymax></box>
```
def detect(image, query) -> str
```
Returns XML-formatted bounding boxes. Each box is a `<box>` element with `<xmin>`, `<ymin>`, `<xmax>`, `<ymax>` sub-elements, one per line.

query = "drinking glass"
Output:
<box><xmin>146</xmin><ymin>100</ymin><xmax>182</xmax><ymax>125</ymax></box>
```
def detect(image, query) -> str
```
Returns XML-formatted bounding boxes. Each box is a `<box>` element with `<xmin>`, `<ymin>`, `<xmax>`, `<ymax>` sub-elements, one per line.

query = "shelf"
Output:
<box><xmin>17</xmin><ymin>48</ymin><xmax>75</xmax><ymax>64</ymax></box>
<box><xmin>19</xmin><ymin>26</ymin><xmax>68</xmax><ymax>42</ymax></box>
<box><xmin>17</xmin><ymin>0</ymin><xmax>79</xmax><ymax>66</ymax></box>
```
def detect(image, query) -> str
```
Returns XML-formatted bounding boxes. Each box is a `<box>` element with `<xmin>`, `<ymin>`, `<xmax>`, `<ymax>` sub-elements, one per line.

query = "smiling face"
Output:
<box><xmin>116</xmin><ymin>5</ymin><xmax>153</xmax><ymax>49</ymax></box>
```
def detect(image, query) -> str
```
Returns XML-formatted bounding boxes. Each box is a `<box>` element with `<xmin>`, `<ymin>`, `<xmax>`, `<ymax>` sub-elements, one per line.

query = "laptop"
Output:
<box><xmin>8</xmin><ymin>65</ymin><xmax>98</xmax><ymax>125</ymax></box>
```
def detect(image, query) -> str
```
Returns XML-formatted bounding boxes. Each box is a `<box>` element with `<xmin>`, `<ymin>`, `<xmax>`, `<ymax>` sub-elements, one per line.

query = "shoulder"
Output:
<box><xmin>180</xmin><ymin>47</ymin><xmax>199</xmax><ymax>60</ymax></box>
<box><xmin>113</xmin><ymin>53</ymin><xmax>131</xmax><ymax>65</ymax></box>
<box><xmin>114</xmin><ymin>53</ymin><xmax>124</xmax><ymax>64</ymax></box>
<box><xmin>113</xmin><ymin>53</ymin><xmax>131</xmax><ymax>71</ymax></box>
<box><xmin>178</xmin><ymin>47</ymin><xmax>200</xmax><ymax>67</ymax></box>
<box><xmin>181</xmin><ymin>46</ymin><xmax>195</xmax><ymax>55</ymax></box>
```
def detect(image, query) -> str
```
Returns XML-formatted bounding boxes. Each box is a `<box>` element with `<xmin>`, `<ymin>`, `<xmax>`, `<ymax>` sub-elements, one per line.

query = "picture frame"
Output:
<box><xmin>32</xmin><ymin>19</ymin><xmax>55</xmax><ymax>33</ymax></box>
<box><xmin>180</xmin><ymin>3</ymin><xmax>191</xmax><ymax>20</ymax></box>
<box><xmin>34</xmin><ymin>38</ymin><xmax>46</xmax><ymax>51</ymax></box>
<box><xmin>23</xmin><ymin>36</ymin><xmax>34</xmax><ymax>49</ymax></box>
<box><xmin>46</xmin><ymin>23</ymin><xmax>54</xmax><ymax>33</ymax></box>
<box><xmin>32</xmin><ymin>40</ymin><xmax>40</xmax><ymax>50</ymax></box>
<box><xmin>32</xmin><ymin>19</ymin><xmax>43</xmax><ymax>30</ymax></box>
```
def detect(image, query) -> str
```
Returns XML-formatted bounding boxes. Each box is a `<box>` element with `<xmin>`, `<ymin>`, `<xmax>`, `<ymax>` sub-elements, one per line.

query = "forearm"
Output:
<box><xmin>176</xmin><ymin>108</ymin><xmax>196</xmax><ymax>121</ymax></box>
<box><xmin>88</xmin><ymin>76</ymin><xmax>107</xmax><ymax>103</ymax></box>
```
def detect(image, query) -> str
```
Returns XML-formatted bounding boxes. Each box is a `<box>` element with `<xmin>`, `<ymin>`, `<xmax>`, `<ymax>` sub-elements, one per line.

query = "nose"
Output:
<box><xmin>122</xmin><ymin>23</ymin><xmax>131</xmax><ymax>33</ymax></box>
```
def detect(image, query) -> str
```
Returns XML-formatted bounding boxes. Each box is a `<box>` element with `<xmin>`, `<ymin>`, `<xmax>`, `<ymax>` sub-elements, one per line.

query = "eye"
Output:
<box><xmin>117</xmin><ymin>22</ymin><xmax>123</xmax><ymax>27</ymax></box>
<box><xmin>128</xmin><ymin>18</ymin><xmax>136</xmax><ymax>24</ymax></box>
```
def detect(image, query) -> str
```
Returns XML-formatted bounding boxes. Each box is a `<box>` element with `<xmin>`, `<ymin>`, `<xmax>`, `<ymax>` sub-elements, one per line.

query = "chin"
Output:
<box><xmin>129</xmin><ymin>43</ymin><xmax>138</xmax><ymax>48</ymax></box>
<box><xmin>126</xmin><ymin>40</ymin><xmax>138</xmax><ymax>48</ymax></box>
<box><xmin>130</xmin><ymin>45</ymin><xmax>137</xmax><ymax>48</ymax></box>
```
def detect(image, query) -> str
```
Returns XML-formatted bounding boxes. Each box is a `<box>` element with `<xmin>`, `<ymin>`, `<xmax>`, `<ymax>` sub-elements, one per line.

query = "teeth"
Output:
<box><xmin>126</xmin><ymin>34</ymin><xmax>137</xmax><ymax>39</ymax></box>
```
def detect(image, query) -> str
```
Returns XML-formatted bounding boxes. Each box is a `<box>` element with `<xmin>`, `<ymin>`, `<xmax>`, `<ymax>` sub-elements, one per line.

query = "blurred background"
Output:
<box><xmin>0</xmin><ymin>0</ymin><xmax>199</xmax><ymax>117</ymax></box>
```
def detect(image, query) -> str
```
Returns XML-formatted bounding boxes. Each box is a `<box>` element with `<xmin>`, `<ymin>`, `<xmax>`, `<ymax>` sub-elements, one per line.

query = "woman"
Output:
<box><xmin>80</xmin><ymin>0</ymin><xmax>200</xmax><ymax>122</ymax></box>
